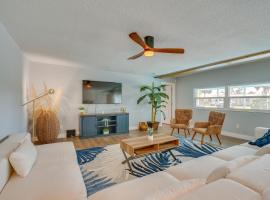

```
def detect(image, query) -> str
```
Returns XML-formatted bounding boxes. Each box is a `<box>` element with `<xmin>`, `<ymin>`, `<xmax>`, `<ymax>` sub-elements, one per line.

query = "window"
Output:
<box><xmin>229</xmin><ymin>83</ymin><xmax>270</xmax><ymax>111</ymax></box>
<box><xmin>194</xmin><ymin>87</ymin><xmax>225</xmax><ymax>108</ymax></box>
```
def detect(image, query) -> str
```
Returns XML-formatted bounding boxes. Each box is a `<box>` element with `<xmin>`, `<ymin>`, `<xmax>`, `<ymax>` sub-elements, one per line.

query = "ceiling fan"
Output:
<box><xmin>128</xmin><ymin>32</ymin><xmax>185</xmax><ymax>60</ymax></box>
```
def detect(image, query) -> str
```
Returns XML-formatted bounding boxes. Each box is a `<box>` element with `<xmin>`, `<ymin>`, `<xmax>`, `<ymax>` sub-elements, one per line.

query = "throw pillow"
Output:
<box><xmin>144</xmin><ymin>179</ymin><xmax>205</xmax><ymax>200</ymax></box>
<box><xmin>207</xmin><ymin>155</ymin><xmax>258</xmax><ymax>183</ymax></box>
<box><xmin>9</xmin><ymin>139</ymin><xmax>37</xmax><ymax>177</ymax></box>
<box><xmin>249</xmin><ymin>129</ymin><xmax>270</xmax><ymax>147</ymax></box>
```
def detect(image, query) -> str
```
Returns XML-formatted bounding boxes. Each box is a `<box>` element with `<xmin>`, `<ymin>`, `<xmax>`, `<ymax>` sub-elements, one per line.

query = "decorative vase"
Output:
<box><xmin>139</xmin><ymin>122</ymin><xmax>148</xmax><ymax>131</ymax></box>
<box><xmin>147</xmin><ymin>135</ymin><xmax>154</xmax><ymax>141</ymax></box>
<box><xmin>35</xmin><ymin>109</ymin><xmax>60</xmax><ymax>144</ymax></box>
<box><xmin>103</xmin><ymin>128</ymin><xmax>109</xmax><ymax>135</ymax></box>
<box><xmin>147</xmin><ymin>127</ymin><xmax>154</xmax><ymax>141</ymax></box>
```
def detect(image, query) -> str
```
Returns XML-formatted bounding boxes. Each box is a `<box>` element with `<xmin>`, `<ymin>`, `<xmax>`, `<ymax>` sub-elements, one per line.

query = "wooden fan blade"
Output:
<box><xmin>128</xmin><ymin>51</ymin><xmax>144</xmax><ymax>60</ymax></box>
<box><xmin>129</xmin><ymin>32</ymin><xmax>148</xmax><ymax>49</ymax></box>
<box><xmin>152</xmin><ymin>48</ymin><xmax>185</xmax><ymax>54</ymax></box>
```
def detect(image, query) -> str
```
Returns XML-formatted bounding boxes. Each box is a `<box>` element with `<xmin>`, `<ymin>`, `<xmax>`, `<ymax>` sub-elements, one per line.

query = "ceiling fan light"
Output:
<box><xmin>144</xmin><ymin>50</ymin><xmax>154</xmax><ymax>57</ymax></box>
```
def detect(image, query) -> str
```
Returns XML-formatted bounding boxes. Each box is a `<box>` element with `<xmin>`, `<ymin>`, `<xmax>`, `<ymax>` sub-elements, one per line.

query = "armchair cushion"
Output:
<box><xmin>194</xmin><ymin>122</ymin><xmax>209</xmax><ymax>128</ymax></box>
<box><xmin>171</xmin><ymin>124</ymin><xmax>188</xmax><ymax>129</ymax></box>
<box><xmin>193</xmin><ymin>128</ymin><xmax>207</xmax><ymax>135</ymax></box>
<box><xmin>207</xmin><ymin>125</ymin><xmax>222</xmax><ymax>135</ymax></box>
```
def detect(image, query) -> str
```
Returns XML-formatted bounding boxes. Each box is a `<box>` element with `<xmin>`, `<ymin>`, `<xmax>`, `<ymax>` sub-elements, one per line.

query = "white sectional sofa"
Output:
<box><xmin>90</xmin><ymin>127</ymin><xmax>270</xmax><ymax>200</ymax></box>
<box><xmin>1</xmin><ymin>128</ymin><xmax>269</xmax><ymax>200</ymax></box>
<box><xmin>0</xmin><ymin>133</ymin><xmax>87</xmax><ymax>200</ymax></box>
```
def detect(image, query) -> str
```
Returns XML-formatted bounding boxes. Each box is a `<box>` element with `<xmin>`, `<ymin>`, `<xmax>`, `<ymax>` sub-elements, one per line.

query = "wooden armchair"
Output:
<box><xmin>192</xmin><ymin>111</ymin><xmax>225</xmax><ymax>145</ymax></box>
<box><xmin>171</xmin><ymin>109</ymin><xmax>193</xmax><ymax>137</ymax></box>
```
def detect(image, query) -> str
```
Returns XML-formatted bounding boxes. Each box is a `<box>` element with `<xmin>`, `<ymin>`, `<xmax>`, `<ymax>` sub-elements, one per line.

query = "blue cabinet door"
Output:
<box><xmin>80</xmin><ymin>116</ymin><xmax>97</xmax><ymax>137</ymax></box>
<box><xmin>116</xmin><ymin>114</ymin><xmax>129</xmax><ymax>133</ymax></box>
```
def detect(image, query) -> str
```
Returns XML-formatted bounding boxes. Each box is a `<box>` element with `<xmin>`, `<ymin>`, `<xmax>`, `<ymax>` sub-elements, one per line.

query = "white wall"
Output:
<box><xmin>27</xmin><ymin>60</ymin><xmax>157</xmax><ymax>134</ymax></box>
<box><xmin>176</xmin><ymin>59</ymin><xmax>270</xmax><ymax>138</ymax></box>
<box><xmin>0</xmin><ymin>22</ymin><xmax>25</xmax><ymax>139</ymax></box>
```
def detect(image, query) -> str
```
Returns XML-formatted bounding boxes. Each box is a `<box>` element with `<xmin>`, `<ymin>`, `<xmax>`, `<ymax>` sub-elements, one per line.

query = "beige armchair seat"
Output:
<box><xmin>171</xmin><ymin>109</ymin><xmax>193</xmax><ymax>137</ymax></box>
<box><xmin>192</xmin><ymin>111</ymin><xmax>225</xmax><ymax>145</ymax></box>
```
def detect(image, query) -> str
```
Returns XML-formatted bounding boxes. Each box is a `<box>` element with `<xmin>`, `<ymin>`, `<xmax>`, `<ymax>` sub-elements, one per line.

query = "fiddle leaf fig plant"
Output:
<box><xmin>137</xmin><ymin>82</ymin><xmax>169</xmax><ymax>122</ymax></box>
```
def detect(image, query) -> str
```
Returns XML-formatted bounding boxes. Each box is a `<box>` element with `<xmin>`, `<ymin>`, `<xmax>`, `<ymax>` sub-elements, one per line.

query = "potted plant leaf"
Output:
<box><xmin>137</xmin><ymin>82</ymin><xmax>169</xmax><ymax>131</ymax></box>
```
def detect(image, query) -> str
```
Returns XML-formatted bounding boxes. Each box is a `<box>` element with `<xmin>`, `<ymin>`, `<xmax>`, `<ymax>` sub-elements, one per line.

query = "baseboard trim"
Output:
<box><xmin>129</xmin><ymin>126</ymin><xmax>138</xmax><ymax>131</ymax></box>
<box><xmin>221</xmin><ymin>130</ymin><xmax>255</xmax><ymax>141</ymax></box>
<box><xmin>58</xmin><ymin>133</ymin><xmax>66</xmax><ymax>139</ymax></box>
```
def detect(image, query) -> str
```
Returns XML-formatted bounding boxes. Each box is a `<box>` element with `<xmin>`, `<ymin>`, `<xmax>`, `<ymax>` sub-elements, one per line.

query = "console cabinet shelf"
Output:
<box><xmin>79</xmin><ymin>113</ymin><xmax>129</xmax><ymax>138</ymax></box>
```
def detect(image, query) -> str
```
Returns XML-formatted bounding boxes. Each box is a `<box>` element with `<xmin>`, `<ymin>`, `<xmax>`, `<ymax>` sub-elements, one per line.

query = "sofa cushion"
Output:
<box><xmin>144</xmin><ymin>179</ymin><xmax>205</xmax><ymax>200</ymax></box>
<box><xmin>206</xmin><ymin>155</ymin><xmax>258</xmax><ymax>183</ymax></box>
<box><xmin>0</xmin><ymin>142</ymin><xmax>87</xmax><ymax>200</ymax></box>
<box><xmin>263</xmin><ymin>187</ymin><xmax>270</xmax><ymax>200</ymax></box>
<box><xmin>240</xmin><ymin>142</ymin><xmax>260</xmax><ymax>150</ymax></box>
<box><xmin>255</xmin><ymin>127</ymin><xmax>270</xmax><ymax>138</ymax></box>
<box><xmin>90</xmin><ymin>172</ymin><xmax>180</xmax><ymax>200</ymax></box>
<box><xmin>227</xmin><ymin>154</ymin><xmax>270</xmax><ymax>194</ymax></box>
<box><xmin>178</xmin><ymin>179</ymin><xmax>261</xmax><ymax>200</ymax></box>
<box><xmin>255</xmin><ymin>143</ymin><xmax>270</xmax><ymax>156</ymax></box>
<box><xmin>0</xmin><ymin>133</ymin><xmax>29</xmax><ymax>159</ymax></box>
<box><xmin>0</xmin><ymin>158</ymin><xmax>11</xmax><ymax>192</ymax></box>
<box><xmin>211</xmin><ymin>145</ymin><xmax>256</xmax><ymax>161</ymax></box>
<box><xmin>166</xmin><ymin>156</ymin><xmax>226</xmax><ymax>181</ymax></box>
<box><xmin>9</xmin><ymin>139</ymin><xmax>37</xmax><ymax>177</ymax></box>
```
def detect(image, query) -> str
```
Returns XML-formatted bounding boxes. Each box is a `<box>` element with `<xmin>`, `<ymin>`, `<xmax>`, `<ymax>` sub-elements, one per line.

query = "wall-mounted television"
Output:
<box><xmin>82</xmin><ymin>80</ymin><xmax>122</xmax><ymax>104</ymax></box>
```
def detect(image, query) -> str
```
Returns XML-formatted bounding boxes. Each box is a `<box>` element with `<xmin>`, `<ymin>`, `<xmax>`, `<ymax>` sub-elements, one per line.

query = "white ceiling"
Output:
<box><xmin>0</xmin><ymin>0</ymin><xmax>270</xmax><ymax>76</ymax></box>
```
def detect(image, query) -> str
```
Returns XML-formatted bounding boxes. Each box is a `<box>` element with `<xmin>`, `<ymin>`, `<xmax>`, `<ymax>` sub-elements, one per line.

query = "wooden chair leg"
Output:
<box><xmin>201</xmin><ymin>134</ymin><xmax>205</xmax><ymax>145</ymax></box>
<box><xmin>209</xmin><ymin>135</ymin><xmax>212</xmax><ymax>141</ymax></box>
<box><xmin>216</xmin><ymin>134</ymin><xmax>222</xmax><ymax>145</ymax></box>
<box><xmin>171</xmin><ymin>128</ymin><xmax>175</xmax><ymax>136</ymax></box>
<box><xmin>178</xmin><ymin>128</ymin><xmax>180</xmax><ymax>134</ymax></box>
<box><xmin>192</xmin><ymin>132</ymin><xmax>197</xmax><ymax>140</ymax></box>
<box><xmin>184</xmin><ymin>129</ymin><xmax>187</xmax><ymax>138</ymax></box>
<box><xmin>187</xmin><ymin>129</ymin><xmax>191</xmax><ymax>135</ymax></box>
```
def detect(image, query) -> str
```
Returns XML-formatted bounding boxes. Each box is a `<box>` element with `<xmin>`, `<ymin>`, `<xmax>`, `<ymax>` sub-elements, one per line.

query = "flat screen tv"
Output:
<box><xmin>82</xmin><ymin>80</ymin><xmax>122</xmax><ymax>104</ymax></box>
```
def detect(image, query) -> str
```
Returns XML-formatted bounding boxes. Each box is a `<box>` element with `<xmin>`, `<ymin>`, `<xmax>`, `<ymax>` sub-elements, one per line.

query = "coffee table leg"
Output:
<box><xmin>168</xmin><ymin>149</ymin><xmax>177</xmax><ymax>161</ymax></box>
<box><xmin>121</xmin><ymin>149</ymin><xmax>132</xmax><ymax>172</ymax></box>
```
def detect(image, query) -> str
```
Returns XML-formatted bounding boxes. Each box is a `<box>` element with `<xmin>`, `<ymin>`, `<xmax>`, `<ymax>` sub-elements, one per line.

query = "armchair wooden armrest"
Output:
<box><xmin>194</xmin><ymin>121</ymin><xmax>209</xmax><ymax>128</ymax></box>
<box><xmin>207</xmin><ymin>125</ymin><xmax>222</xmax><ymax>134</ymax></box>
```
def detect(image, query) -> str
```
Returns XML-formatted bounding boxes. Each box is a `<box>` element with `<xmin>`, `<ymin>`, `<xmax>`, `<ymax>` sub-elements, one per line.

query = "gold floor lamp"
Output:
<box><xmin>22</xmin><ymin>88</ymin><xmax>55</xmax><ymax>140</ymax></box>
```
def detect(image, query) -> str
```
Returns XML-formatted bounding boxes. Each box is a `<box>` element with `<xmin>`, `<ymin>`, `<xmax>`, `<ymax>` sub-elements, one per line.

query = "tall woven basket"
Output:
<box><xmin>35</xmin><ymin>109</ymin><xmax>60</xmax><ymax>144</ymax></box>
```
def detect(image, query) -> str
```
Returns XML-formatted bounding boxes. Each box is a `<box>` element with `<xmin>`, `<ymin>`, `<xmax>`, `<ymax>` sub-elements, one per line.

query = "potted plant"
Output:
<box><xmin>78</xmin><ymin>106</ymin><xmax>86</xmax><ymax>114</ymax></box>
<box><xmin>137</xmin><ymin>82</ymin><xmax>169</xmax><ymax>131</ymax></box>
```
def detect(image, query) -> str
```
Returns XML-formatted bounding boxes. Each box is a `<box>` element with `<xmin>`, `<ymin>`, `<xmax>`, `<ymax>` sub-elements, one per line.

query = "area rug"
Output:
<box><xmin>76</xmin><ymin>136</ymin><xmax>223</xmax><ymax>197</ymax></box>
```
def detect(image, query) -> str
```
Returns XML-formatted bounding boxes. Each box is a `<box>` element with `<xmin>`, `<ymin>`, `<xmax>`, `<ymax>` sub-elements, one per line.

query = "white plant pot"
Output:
<box><xmin>148</xmin><ymin>135</ymin><xmax>154</xmax><ymax>141</ymax></box>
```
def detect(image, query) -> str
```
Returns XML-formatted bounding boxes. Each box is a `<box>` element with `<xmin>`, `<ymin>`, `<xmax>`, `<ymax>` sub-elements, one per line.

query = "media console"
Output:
<box><xmin>79</xmin><ymin>112</ymin><xmax>129</xmax><ymax>138</ymax></box>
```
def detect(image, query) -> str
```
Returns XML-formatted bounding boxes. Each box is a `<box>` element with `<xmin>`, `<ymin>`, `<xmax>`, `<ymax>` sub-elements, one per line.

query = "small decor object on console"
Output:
<box><xmin>102</xmin><ymin>119</ymin><xmax>110</xmax><ymax>135</ymax></box>
<box><xmin>139</xmin><ymin>122</ymin><xmax>148</xmax><ymax>131</ymax></box>
<box><xmin>120</xmin><ymin>107</ymin><xmax>126</xmax><ymax>113</ymax></box>
<box><xmin>79</xmin><ymin>106</ymin><xmax>86</xmax><ymax>114</ymax></box>
<box><xmin>147</xmin><ymin>128</ymin><xmax>154</xmax><ymax>141</ymax></box>
<box><xmin>103</xmin><ymin>128</ymin><xmax>109</xmax><ymax>135</ymax></box>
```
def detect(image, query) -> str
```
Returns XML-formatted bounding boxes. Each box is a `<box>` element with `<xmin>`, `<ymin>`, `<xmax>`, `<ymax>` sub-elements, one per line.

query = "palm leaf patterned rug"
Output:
<box><xmin>76</xmin><ymin>136</ymin><xmax>223</xmax><ymax>197</ymax></box>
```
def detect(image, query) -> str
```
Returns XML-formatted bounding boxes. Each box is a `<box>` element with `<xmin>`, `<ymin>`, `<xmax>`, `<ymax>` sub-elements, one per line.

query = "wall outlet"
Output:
<box><xmin>236</xmin><ymin>123</ymin><xmax>240</xmax><ymax>129</ymax></box>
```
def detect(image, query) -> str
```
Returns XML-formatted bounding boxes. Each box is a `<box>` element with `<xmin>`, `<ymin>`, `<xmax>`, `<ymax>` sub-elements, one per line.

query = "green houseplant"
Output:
<box><xmin>137</xmin><ymin>82</ymin><xmax>169</xmax><ymax>130</ymax></box>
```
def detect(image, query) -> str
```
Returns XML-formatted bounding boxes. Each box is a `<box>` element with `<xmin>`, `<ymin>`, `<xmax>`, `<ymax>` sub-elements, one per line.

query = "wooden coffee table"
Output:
<box><xmin>120</xmin><ymin>134</ymin><xmax>179</xmax><ymax>171</ymax></box>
